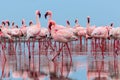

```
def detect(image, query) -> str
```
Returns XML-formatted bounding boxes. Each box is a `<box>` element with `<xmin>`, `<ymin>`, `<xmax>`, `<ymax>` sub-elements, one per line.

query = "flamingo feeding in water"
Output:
<box><xmin>48</xmin><ymin>20</ymin><xmax>78</xmax><ymax>61</ymax></box>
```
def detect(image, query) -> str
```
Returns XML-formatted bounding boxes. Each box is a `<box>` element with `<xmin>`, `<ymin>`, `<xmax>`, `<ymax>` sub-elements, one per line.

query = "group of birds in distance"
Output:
<box><xmin>0</xmin><ymin>10</ymin><xmax>119</xmax><ymax>43</ymax></box>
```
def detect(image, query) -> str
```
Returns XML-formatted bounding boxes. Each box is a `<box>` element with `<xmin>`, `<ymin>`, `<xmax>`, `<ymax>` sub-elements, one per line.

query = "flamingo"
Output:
<box><xmin>45</xmin><ymin>10</ymin><xmax>65</xmax><ymax>32</ymax></box>
<box><xmin>26</xmin><ymin>10</ymin><xmax>41</xmax><ymax>40</ymax></box>
<box><xmin>91</xmin><ymin>25</ymin><xmax>112</xmax><ymax>39</ymax></box>
<box><xmin>109</xmin><ymin>23</ymin><xmax>120</xmax><ymax>39</ymax></box>
<box><xmin>48</xmin><ymin>20</ymin><xmax>78</xmax><ymax>61</ymax></box>
<box><xmin>9</xmin><ymin>24</ymin><xmax>22</xmax><ymax>37</ymax></box>
<box><xmin>0</xmin><ymin>21</ymin><xmax>12</xmax><ymax>39</ymax></box>
<box><xmin>5</xmin><ymin>20</ymin><xmax>10</xmax><ymax>28</ymax></box>
<box><xmin>29</xmin><ymin>20</ymin><xmax>33</xmax><ymax>26</ymax></box>
<box><xmin>11</xmin><ymin>22</ymin><xmax>16</xmax><ymax>28</ymax></box>
<box><xmin>91</xmin><ymin>23</ymin><xmax>113</xmax><ymax>39</ymax></box>
<box><xmin>66</xmin><ymin>20</ymin><xmax>71</xmax><ymax>28</ymax></box>
<box><xmin>45</xmin><ymin>10</ymin><xmax>52</xmax><ymax>28</ymax></box>
<box><xmin>86</xmin><ymin>16</ymin><xmax>96</xmax><ymax>38</ymax></box>
<box><xmin>91</xmin><ymin>23</ymin><xmax>113</xmax><ymax>58</ymax></box>
<box><xmin>74</xmin><ymin>19</ymin><xmax>86</xmax><ymax>37</ymax></box>
<box><xmin>20</xmin><ymin>19</ymin><xmax>27</xmax><ymax>37</ymax></box>
<box><xmin>73</xmin><ymin>19</ymin><xmax>87</xmax><ymax>51</ymax></box>
<box><xmin>109</xmin><ymin>23</ymin><xmax>120</xmax><ymax>55</ymax></box>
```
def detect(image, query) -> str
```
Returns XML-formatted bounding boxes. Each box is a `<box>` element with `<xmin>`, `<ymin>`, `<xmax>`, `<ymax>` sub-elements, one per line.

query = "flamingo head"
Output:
<box><xmin>75</xmin><ymin>19</ymin><xmax>78</xmax><ymax>23</ymax></box>
<box><xmin>16</xmin><ymin>25</ymin><xmax>18</xmax><ymax>28</ymax></box>
<box><xmin>87</xmin><ymin>16</ymin><xmax>90</xmax><ymax>23</ymax></box>
<box><xmin>45</xmin><ymin>10</ymin><xmax>52</xmax><ymax>19</ymax></box>
<box><xmin>12</xmin><ymin>22</ymin><xmax>14</xmax><ymax>26</ymax></box>
<box><xmin>66</xmin><ymin>20</ymin><xmax>70</xmax><ymax>25</ymax></box>
<box><xmin>22</xmin><ymin>19</ymin><xmax>25</xmax><ymax>25</ymax></box>
<box><xmin>6</xmin><ymin>20</ymin><xmax>10</xmax><ymax>26</ymax></box>
<box><xmin>36</xmin><ymin>10</ymin><xmax>41</xmax><ymax>18</ymax></box>
<box><xmin>29</xmin><ymin>20</ymin><xmax>33</xmax><ymax>26</ymax></box>
<box><xmin>110</xmin><ymin>23</ymin><xmax>114</xmax><ymax>27</ymax></box>
<box><xmin>1</xmin><ymin>21</ymin><xmax>5</xmax><ymax>26</ymax></box>
<box><xmin>109</xmin><ymin>28</ymin><xmax>115</xmax><ymax>38</ymax></box>
<box><xmin>48</xmin><ymin>20</ymin><xmax>55</xmax><ymax>30</ymax></box>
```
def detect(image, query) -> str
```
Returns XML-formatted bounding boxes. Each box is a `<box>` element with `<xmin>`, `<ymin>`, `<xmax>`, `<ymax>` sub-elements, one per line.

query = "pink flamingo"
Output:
<box><xmin>66</xmin><ymin>20</ymin><xmax>71</xmax><ymax>28</ymax></box>
<box><xmin>66</xmin><ymin>20</ymin><xmax>77</xmax><ymax>34</ymax></box>
<box><xmin>0</xmin><ymin>21</ymin><xmax>12</xmax><ymax>39</ymax></box>
<box><xmin>91</xmin><ymin>25</ymin><xmax>112</xmax><ymax>39</ymax></box>
<box><xmin>91</xmin><ymin>24</ymin><xmax>113</xmax><ymax>58</ymax></box>
<box><xmin>26</xmin><ymin>10</ymin><xmax>41</xmax><ymax>40</ymax></box>
<box><xmin>74</xmin><ymin>19</ymin><xmax>86</xmax><ymax>51</ymax></box>
<box><xmin>48</xmin><ymin>20</ymin><xmax>78</xmax><ymax>61</ymax></box>
<box><xmin>45</xmin><ymin>10</ymin><xmax>65</xmax><ymax>32</ymax></box>
<box><xmin>109</xmin><ymin>24</ymin><xmax>120</xmax><ymax>56</ymax></box>
<box><xmin>86</xmin><ymin>16</ymin><xmax>96</xmax><ymax>38</ymax></box>
<box><xmin>5</xmin><ymin>20</ymin><xmax>10</xmax><ymax>28</ymax></box>
<box><xmin>9</xmin><ymin>24</ymin><xmax>22</xmax><ymax>37</ymax></box>
<box><xmin>74</xmin><ymin>19</ymin><xmax>86</xmax><ymax>37</ymax></box>
<box><xmin>20</xmin><ymin>19</ymin><xmax>27</xmax><ymax>37</ymax></box>
<box><xmin>11</xmin><ymin>22</ymin><xmax>16</xmax><ymax>28</ymax></box>
<box><xmin>29</xmin><ymin>20</ymin><xmax>33</xmax><ymax>26</ymax></box>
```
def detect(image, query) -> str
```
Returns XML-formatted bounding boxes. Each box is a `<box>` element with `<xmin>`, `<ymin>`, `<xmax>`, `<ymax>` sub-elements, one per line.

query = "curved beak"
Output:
<box><xmin>12</xmin><ymin>22</ymin><xmax>14</xmax><ymax>26</ymax></box>
<box><xmin>75</xmin><ymin>19</ymin><xmax>77</xmax><ymax>23</ymax></box>
<box><xmin>48</xmin><ymin>22</ymin><xmax>53</xmax><ymax>30</ymax></box>
<box><xmin>110</xmin><ymin>23</ymin><xmax>113</xmax><ymax>27</ymax></box>
<box><xmin>38</xmin><ymin>12</ymin><xmax>41</xmax><ymax>18</ymax></box>
<box><xmin>6</xmin><ymin>21</ymin><xmax>10</xmax><ymax>26</ymax></box>
<box><xmin>45</xmin><ymin>12</ymin><xmax>48</xmax><ymax>19</ymax></box>
<box><xmin>2</xmin><ymin>21</ymin><xmax>5</xmax><ymax>26</ymax></box>
<box><xmin>87</xmin><ymin>16</ymin><xmax>90</xmax><ymax>23</ymax></box>
<box><xmin>29</xmin><ymin>21</ymin><xmax>33</xmax><ymax>26</ymax></box>
<box><xmin>37</xmin><ymin>11</ymin><xmax>41</xmax><ymax>18</ymax></box>
<box><xmin>66</xmin><ymin>20</ymin><xmax>70</xmax><ymax>25</ymax></box>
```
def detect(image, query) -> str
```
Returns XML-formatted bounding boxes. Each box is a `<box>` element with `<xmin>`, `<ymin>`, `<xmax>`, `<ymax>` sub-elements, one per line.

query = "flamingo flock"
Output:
<box><xmin>1</xmin><ymin>10</ymin><xmax>120</xmax><ymax>80</ymax></box>
<box><xmin>0</xmin><ymin>9</ymin><xmax>120</xmax><ymax>62</ymax></box>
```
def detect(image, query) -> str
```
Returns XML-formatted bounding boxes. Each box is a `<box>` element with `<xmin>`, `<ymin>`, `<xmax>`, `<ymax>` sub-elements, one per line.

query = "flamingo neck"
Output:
<box><xmin>106</xmin><ymin>27</ymin><xmax>110</xmax><ymax>36</ymax></box>
<box><xmin>51</xmin><ymin>25</ymin><xmax>57</xmax><ymax>36</ymax></box>
<box><xmin>48</xmin><ymin>15</ymin><xmax>52</xmax><ymax>21</ymax></box>
<box><xmin>36</xmin><ymin>15</ymin><xmax>41</xmax><ymax>27</ymax></box>
<box><xmin>66</xmin><ymin>24</ymin><xmax>71</xmax><ymax>28</ymax></box>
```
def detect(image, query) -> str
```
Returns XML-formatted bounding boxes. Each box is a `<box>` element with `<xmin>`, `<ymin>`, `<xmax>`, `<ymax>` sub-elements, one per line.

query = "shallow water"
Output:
<box><xmin>0</xmin><ymin>39</ymin><xmax>120</xmax><ymax>80</ymax></box>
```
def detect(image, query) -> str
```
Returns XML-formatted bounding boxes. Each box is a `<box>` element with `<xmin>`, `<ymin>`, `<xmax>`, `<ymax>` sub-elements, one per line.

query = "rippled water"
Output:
<box><xmin>0</xmin><ymin>39</ymin><xmax>120</xmax><ymax>80</ymax></box>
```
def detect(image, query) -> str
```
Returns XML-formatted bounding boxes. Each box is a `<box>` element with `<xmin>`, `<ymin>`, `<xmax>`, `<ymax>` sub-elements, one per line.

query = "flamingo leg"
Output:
<box><xmin>65</xmin><ymin>43</ymin><xmax>72</xmax><ymax>62</ymax></box>
<box><xmin>52</xmin><ymin>43</ymin><xmax>65</xmax><ymax>61</ymax></box>
<box><xmin>47</xmin><ymin>39</ymin><xmax>55</xmax><ymax>51</ymax></box>
<box><xmin>80</xmin><ymin>36</ymin><xmax>82</xmax><ymax>51</ymax></box>
<box><xmin>38</xmin><ymin>39</ymin><xmax>41</xmax><ymax>71</ymax></box>
<box><xmin>26</xmin><ymin>39</ymin><xmax>31</xmax><ymax>69</ymax></box>
<box><xmin>1</xmin><ymin>42</ymin><xmax>7</xmax><ymax>79</ymax></box>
